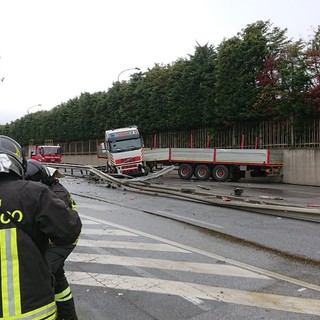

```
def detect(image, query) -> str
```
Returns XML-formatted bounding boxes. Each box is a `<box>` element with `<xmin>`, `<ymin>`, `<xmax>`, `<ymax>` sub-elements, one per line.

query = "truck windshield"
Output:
<box><xmin>42</xmin><ymin>147</ymin><xmax>61</xmax><ymax>155</ymax></box>
<box><xmin>109</xmin><ymin>138</ymin><xmax>142</xmax><ymax>153</ymax></box>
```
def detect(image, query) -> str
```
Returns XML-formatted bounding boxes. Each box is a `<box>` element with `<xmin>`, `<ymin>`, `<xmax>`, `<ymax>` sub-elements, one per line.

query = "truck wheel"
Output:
<box><xmin>230</xmin><ymin>173</ymin><xmax>242</xmax><ymax>182</ymax></box>
<box><xmin>194</xmin><ymin>165</ymin><xmax>210</xmax><ymax>181</ymax></box>
<box><xmin>142</xmin><ymin>165</ymin><xmax>149</xmax><ymax>176</ymax></box>
<box><xmin>178</xmin><ymin>164</ymin><xmax>193</xmax><ymax>179</ymax></box>
<box><xmin>212</xmin><ymin>165</ymin><xmax>229</xmax><ymax>182</ymax></box>
<box><xmin>230</xmin><ymin>167</ymin><xmax>243</xmax><ymax>182</ymax></box>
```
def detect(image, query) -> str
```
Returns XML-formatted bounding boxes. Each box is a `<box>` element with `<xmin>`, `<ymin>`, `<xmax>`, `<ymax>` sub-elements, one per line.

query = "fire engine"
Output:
<box><xmin>28</xmin><ymin>139</ymin><xmax>62</xmax><ymax>163</ymax></box>
<box><xmin>98</xmin><ymin>126</ymin><xmax>149</xmax><ymax>176</ymax></box>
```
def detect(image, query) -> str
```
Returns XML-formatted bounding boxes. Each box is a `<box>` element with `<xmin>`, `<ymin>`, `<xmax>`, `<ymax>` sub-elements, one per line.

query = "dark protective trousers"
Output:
<box><xmin>46</xmin><ymin>246</ymin><xmax>78</xmax><ymax>320</ymax></box>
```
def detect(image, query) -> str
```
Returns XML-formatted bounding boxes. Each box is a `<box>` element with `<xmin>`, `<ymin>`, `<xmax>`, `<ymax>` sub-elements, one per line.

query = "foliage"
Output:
<box><xmin>1</xmin><ymin>20</ymin><xmax>319</xmax><ymax>147</ymax></box>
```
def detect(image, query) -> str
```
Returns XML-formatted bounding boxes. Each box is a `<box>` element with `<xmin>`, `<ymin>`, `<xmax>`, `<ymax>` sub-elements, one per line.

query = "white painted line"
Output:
<box><xmin>67</xmin><ymin>272</ymin><xmax>320</xmax><ymax>316</ymax></box>
<box><xmin>81</xmin><ymin>219</ymin><xmax>101</xmax><ymax>225</ymax></box>
<box><xmin>68</xmin><ymin>253</ymin><xmax>270</xmax><ymax>279</ymax></box>
<box><xmin>77</xmin><ymin>239</ymin><xmax>190</xmax><ymax>253</ymax></box>
<box><xmin>182</xmin><ymin>296</ymin><xmax>204</xmax><ymax>306</ymax></box>
<box><xmin>81</xmin><ymin>228</ymin><xmax>138</xmax><ymax>237</ymax></box>
<box><xmin>79</xmin><ymin>214</ymin><xmax>320</xmax><ymax>292</ymax></box>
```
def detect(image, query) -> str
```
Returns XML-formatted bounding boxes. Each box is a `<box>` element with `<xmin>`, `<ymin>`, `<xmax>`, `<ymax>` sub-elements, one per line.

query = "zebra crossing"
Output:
<box><xmin>66</xmin><ymin>213</ymin><xmax>320</xmax><ymax>317</ymax></box>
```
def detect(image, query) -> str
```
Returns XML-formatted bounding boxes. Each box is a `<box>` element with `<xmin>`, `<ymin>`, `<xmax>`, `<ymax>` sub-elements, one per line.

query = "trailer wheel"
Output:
<box><xmin>230</xmin><ymin>167</ymin><xmax>243</xmax><ymax>182</ymax></box>
<box><xmin>178</xmin><ymin>164</ymin><xmax>193</xmax><ymax>179</ymax></box>
<box><xmin>212</xmin><ymin>165</ymin><xmax>229</xmax><ymax>182</ymax></box>
<box><xmin>194</xmin><ymin>165</ymin><xmax>211</xmax><ymax>181</ymax></box>
<box><xmin>230</xmin><ymin>173</ymin><xmax>242</xmax><ymax>182</ymax></box>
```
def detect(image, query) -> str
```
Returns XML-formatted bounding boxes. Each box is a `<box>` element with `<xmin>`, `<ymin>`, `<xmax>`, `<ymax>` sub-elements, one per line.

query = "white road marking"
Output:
<box><xmin>67</xmin><ymin>272</ymin><xmax>320</xmax><ymax>316</ymax></box>
<box><xmin>81</xmin><ymin>228</ymin><xmax>138</xmax><ymax>237</ymax></box>
<box><xmin>68</xmin><ymin>253</ymin><xmax>269</xmax><ymax>279</ymax></box>
<box><xmin>70</xmin><ymin>213</ymin><xmax>320</xmax><ymax>314</ymax></box>
<box><xmin>182</xmin><ymin>295</ymin><xmax>204</xmax><ymax>306</ymax></box>
<box><xmin>77</xmin><ymin>239</ymin><xmax>190</xmax><ymax>253</ymax></box>
<box><xmin>78</xmin><ymin>214</ymin><xmax>320</xmax><ymax>292</ymax></box>
<box><xmin>81</xmin><ymin>219</ymin><xmax>101</xmax><ymax>225</ymax></box>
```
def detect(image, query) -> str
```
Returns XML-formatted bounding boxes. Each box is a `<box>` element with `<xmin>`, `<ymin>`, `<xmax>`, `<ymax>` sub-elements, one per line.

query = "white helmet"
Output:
<box><xmin>0</xmin><ymin>135</ymin><xmax>27</xmax><ymax>177</ymax></box>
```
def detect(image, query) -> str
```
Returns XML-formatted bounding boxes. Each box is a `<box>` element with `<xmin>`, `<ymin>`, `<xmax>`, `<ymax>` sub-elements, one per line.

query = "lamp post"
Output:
<box><xmin>27</xmin><ymin>104</ymin><xmax>42</xmax><ymax>114</ymax></box>
<box><xmin>117</xmin><ymin>67</ymin><xmax>140</xmax><ymax>82</ymax></box>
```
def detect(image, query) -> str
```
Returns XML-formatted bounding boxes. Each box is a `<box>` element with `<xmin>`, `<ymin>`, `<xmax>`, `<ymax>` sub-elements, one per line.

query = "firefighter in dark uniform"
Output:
<box><xmin>0</xmin><ymin>135</ymin><xmax>82</xmax><ymax>320</ymax></box>
<box><xmin>26</xmin><ymin>160</ymin><xmax>79</xmax><ymax>320</ymax></box>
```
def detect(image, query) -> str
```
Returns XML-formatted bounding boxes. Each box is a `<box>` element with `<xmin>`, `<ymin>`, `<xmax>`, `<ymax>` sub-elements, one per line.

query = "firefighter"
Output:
<box><xmin>0</xmin><ymin>135</ymin><xmax>82</xmax><ymax>320</ymax></box>
<box><xmin>25</xmin><ymin>159</ymin><xmax>79</xmax><ymax>320</ymax></box>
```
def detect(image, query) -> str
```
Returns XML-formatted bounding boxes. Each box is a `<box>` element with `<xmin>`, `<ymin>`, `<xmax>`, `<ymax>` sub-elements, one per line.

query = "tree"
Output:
<box><xmin>304</xmin><ymin>25</ymin><xmax>320</xmax><ymax>116</ymax></box>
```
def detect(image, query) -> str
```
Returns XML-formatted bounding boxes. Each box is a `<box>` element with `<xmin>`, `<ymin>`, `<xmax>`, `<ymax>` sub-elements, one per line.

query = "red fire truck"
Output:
<box><xmin>28</xmin><ymin>140</ymin><xmax>62</xmax><ymax>163</ymax></box>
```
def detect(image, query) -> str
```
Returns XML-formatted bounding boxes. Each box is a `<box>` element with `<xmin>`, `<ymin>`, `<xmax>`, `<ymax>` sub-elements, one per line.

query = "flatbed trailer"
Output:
<box><xmin>144</xmin><ymin>148</ymin><xmax>283</xmax><ymax>181</ymax></box>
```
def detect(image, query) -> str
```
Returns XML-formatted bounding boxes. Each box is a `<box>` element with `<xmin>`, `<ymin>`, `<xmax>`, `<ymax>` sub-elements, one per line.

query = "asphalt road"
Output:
<box><xmin>58</xmin><ymin>174</ymin><xmax>320</xmax><ymax>319</ymax></box>
<box><xmin>65</xmin><ymin>170</ymin><xmax>320</xmax><ymax>261</ymax></box>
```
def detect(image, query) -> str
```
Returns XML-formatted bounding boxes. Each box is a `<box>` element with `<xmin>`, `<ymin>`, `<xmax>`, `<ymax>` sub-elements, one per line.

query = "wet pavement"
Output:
<box><xmin>151</xmin><ymin>170</ymin><xmax>320</xmax><ymax>208</ymax></box>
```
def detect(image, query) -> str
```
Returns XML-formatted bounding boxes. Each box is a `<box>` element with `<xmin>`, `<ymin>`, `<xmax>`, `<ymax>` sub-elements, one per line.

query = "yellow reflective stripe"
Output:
<box><xmin>1</xmin><ymin>229</ymin><xmax>9</xmax><ymax>316</ymax></box>
<box><xmin>70</xmin><ymin>195</ymin><xmax>77</xmax><ymax>210</ymax></box>
<box><xmin>1</xmin><ymin>229</ymin><xmax>56</xmax><ymax>320</ymax></box>
<box><xmin>1</xmin><ymin>301</ymin><xmax>56</xmax><ymax>319</ymax></box>
<box><xmin>73</xmin><ymin>236</ymin><xmax>79</xmax><ymax>245</ymax></box>
<box><xmin>1</xmin><ymin>228</ymin><xmax>21</xmax><ymax>317</ymax></box>
<box><xmin>55</xmin><ymin>286</ymin><xmax>72</xmax><ymax>302</ymax></box>
<box><xmin>11</xmin><ymin>229</ymin><xmax>21</xmax><ymax>314</ymax></box>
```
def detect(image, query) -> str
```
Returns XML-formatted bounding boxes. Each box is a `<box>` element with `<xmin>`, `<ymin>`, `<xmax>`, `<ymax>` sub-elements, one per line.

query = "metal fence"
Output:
<box><xmin>143</xmin><ymin>120</ymin><xmax>320</xmax><ymax>149</ymax></box>
<box><xmin>58</xmin><ymin>119</ymin><xmax>320</xmax><ymax>156</ymax></box>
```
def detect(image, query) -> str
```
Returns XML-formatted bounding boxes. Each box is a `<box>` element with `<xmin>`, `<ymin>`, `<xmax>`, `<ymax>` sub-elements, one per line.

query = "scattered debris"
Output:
<box><xmin>234</xmin><ymin>188</ymin><xmax>244</xmax><ymax>196</ymax></box>
<box><xmin>306</xmin><ymin>203</ymin><xmax>320</xmax><ymax>207</ymax></box>
<box><xmin>197</xmin><ymin>185</ymin><xmax>210</xmax><ymax>190</ymax></box>
<box><xmin>181</xmin><ymin>188</ymin><xmax>196</xmax><ymax>193</ymax></box>
<box><xmin>260</xmin><ymin>195</ymin><xmax>283</xmax><ymax>200</ymax></box>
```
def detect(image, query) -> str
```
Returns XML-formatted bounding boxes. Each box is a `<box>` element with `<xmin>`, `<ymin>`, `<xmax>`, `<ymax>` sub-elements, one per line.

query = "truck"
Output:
<box><xmin>144</xmin><ymin>147</ymin><xmax>283</xmax><ymax>182</ymax></box>
<box><xmin>97</xmin><ymin>126</ymin><xmax>149</xmax><ymax>176</ymax></box>
<box><xmin>28</xmin><ymin>140</ymin><xmax>62</xmax><ymax>163</ymax></box>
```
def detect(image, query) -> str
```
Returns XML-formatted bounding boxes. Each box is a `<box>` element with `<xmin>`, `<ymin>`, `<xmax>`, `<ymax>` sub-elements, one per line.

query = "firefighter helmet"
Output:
<box><xmin>46</xmin><ymin>167</ymin><xmax>65</xmax><ymax>179</ymax></box>
<box><xmin>0</xmin><ymin>135</ymin><xmax>27</xmax><ymax>177</ymax></box>
<box><xmin>25</xmin><ymin>159</ymin><xmax>52</xmax><ymax>186</ymax></box>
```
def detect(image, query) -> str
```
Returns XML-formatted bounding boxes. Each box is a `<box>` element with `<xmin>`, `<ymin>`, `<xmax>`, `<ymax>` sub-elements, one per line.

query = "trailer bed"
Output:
<box><xmin>144</xmin><ymin>148</ymin><xmax>283</xmax><ymax>167</ymax></box>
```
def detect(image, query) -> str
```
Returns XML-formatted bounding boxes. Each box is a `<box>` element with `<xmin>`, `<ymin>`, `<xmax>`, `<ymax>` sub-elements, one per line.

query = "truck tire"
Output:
<box><xmin>230</xmin><ymin>173</ymin><xmax>242</xmax><ymax>182</ymax></box>
<box><xmin>194</xmin><ymin>164</ymin><xmax>211</xmax><ymax>181</ymax></box>
<box><xmin>178</xmin><ymin>164</ymin><xmax>194</xmax><ymax>179</ymax></box>
<box><xmin>212</xmin><ymin>165</ymin><xmax>229</xmax><ymax>182</ymax></box>
<box><xmin>230</xmin><ymin>167</ymin><xmax>243</xmax><ymax>182</ymax></box>
<box><xmin>142</xmin><ymin>165</ymin><xmax>149</xmax><ymax>176</ymax></box>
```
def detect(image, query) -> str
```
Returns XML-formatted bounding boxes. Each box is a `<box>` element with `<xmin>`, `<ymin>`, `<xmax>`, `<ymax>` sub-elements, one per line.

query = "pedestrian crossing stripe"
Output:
<box><xmin>68</xmin><ymin>213</ymin><xmax>320</xmax><ymax>317</ymax></box>
<box><xmin>78</xmin><ymin>215</ymin><xmax>320</xmax><ymax>292</ymax></box>
<box><xmin>77</xmin><ymin>239</ymin><xmax>190</xmax><ymax>252</ymax></box>
<box><xmin>68</xmin><ymin>252</ymin><xmax>270</xmax><ymax>279</ymax></box>
<box><xmin>80</xmin><ymin>228</ymin><xmax>138</xmax><ymax>236</ymax></box>
<box><xmin>66</xmin><ymin>271</ymin><xmax>320</xmax><ymax>316</ymax></box>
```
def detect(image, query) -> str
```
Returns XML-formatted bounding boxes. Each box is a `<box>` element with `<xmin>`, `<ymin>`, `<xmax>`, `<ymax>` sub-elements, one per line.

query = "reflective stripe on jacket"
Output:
<box><xmin>0</xmin><ymin>175</ymin><xmax>82</xmax><ymax>319</ymax></box>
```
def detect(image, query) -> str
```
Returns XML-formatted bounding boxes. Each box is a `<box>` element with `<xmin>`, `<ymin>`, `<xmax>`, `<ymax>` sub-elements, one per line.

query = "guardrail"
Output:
<box><xmin>46</xmin><ymin>163</ymin><xmax>320</xmax><ymax>223</ymax></box>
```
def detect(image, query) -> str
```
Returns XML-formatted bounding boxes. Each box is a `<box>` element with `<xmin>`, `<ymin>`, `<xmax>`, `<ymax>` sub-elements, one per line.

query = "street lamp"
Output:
<box><xmin>27</xmin><ymin>104</ymin><xmax>42</xmax><ymax>114</ymax></box>
<box><xmin>117</xmin><ymin>67</ymin><xmax>140</xmax><ymax>82</ymax></box>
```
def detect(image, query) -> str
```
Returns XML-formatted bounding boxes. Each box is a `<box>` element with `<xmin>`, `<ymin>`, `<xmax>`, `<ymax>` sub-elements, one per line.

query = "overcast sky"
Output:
<box><xmin>0</xmin><ymin>0</ymin><xmax>319</xmax><ymax>125</ymax></box>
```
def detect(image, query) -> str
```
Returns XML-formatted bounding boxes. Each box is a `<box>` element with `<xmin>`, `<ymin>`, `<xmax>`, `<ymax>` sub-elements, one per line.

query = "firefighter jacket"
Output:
<box><xmin>49</xmin><ymin>180</ymin><xmax>79</xmax><ymax>248</ymax></box>
<box><xmin>0</xmin><ymin>174</ymin><xmax>82</xmax><ymax>320</ymax></box>
<box><xmin>51</xmin><ymin>180</ymin><xmax>76</xmax><ymax>211</ymax></box>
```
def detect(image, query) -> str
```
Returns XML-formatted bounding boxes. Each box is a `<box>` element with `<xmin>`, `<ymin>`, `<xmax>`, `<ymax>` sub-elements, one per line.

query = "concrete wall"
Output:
<box><xmin>63</xmin><ymin>155</ymin><xmax>106</xmax><ymax>167</ymax></box>
<box><xmin>282</xmin><ymin>149</ymin><xmax>320</xmax><ymax>186</ymax></box>
<box><xmin>62</xmin><ymin>149</ymin><xmax>320</xmax><ymax>186</ymax></box>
